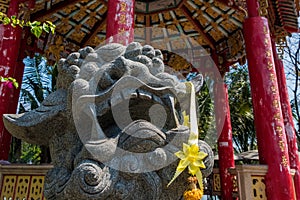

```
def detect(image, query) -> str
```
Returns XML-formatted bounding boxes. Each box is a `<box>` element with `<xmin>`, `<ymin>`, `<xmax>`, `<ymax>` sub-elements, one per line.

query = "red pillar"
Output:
<box><xmin>0</xmin><ymin>0</ymin><xmax>24</xmax><ymax>160</ymax></box>
<box><xmin>243</xmin><ymin>2</ymin><xmax>296</xmax><ymax>198</ymax></box>
<box><xmin>215</xmin><ymin>83</ymin><xmax>235</xmax><ymax>199</ymax></box>
<box><xmin>106</xmin><ymin>0</ymin><xmax>135</xmax><ymax>45</ymax></box>
<box><xmin>272</xmin><ymin>39</ymin><xmax>300</xmax><ymax>198</ymax></box>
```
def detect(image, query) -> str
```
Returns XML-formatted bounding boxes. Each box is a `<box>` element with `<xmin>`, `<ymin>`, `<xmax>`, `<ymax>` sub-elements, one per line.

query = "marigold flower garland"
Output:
<box><xmin>168</xmin><ymin>82</ymin><xmax>207</xmax><ymax>200</ymax></box>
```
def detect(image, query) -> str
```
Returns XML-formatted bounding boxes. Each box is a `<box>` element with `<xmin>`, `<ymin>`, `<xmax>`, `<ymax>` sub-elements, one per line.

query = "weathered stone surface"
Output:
<box><xmin>3</xmin><ymin>42</ymin><xmax>213</xmax><ymax>200</ymax></box>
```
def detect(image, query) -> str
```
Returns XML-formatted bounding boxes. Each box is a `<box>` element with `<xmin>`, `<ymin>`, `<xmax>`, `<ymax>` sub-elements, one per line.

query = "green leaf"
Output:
<box><xmin>0</xmin><ymin>13</ymin><xmax>5</xmax><ymax>21</ymax></box>
<box><xmin>19</xmin><ymin>20</ymin><xmax>25</xmax><ymax>27</ymax></box>
<box><xmin>3</xmin><ymin>17</ymin><xmax>11</xmax><ymax>25</ymax></box>
<box><xmin>46</xmin><ymin>21</ymin><xmax>53</xmax><ymax>25</ymax></box>
<box><xmin>50</xmin><ymin>25</ymin><xmax>55</xmax><ymax>34</ymax></box>
<box><xmin>31</xmin><ymin>26</ymin><xmax>43</xmax><ymax>38</ymax></box>
<box><xmin>13</xmin><ymin>81</ymin><xmax>19</xmax><ymax>88</ymax></box>
<box><xmin>0</xmin><ymin>12</ymin><xmax>55</xmax><ymax>38</ymax></box>
<box><xmin>10</xmin><ymin>16</ymin><xmax>19</xmax><ymax>27</ymax></box>
<box><xmin>30</xmin><ymin>21</ymin><xmax>41</xmax><ymax>26</ymax></box>
<box><xmin>42</xmin><ymin>23</ymin><xmax>50</xmax><ymax>33</ymax></box>
<box><xmin>46</xmin><ymin>21</ymin><xmax>56</xmax><ymax>34</ymax></box>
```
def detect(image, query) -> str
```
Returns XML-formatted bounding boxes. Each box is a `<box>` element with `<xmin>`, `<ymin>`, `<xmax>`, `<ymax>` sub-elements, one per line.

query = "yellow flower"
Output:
<box><xmin>184</xmin><ymin>188</ymin><xmax>204</xmax><ymax>200</ymax></box>
<box><xmin>176</xmin><ymin>143</ymin><xmax>207</xmax><ymax>175</ymax></box>
<box><xmin>167</xmin><ymin>143</ymin><xmax>207</xmax><ymax>187</ymax></box>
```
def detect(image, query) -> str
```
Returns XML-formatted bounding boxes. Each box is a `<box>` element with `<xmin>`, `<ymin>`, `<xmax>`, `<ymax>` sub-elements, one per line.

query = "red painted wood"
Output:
<box><xmin>106</xmin><ymin>0</ymin><xmax>135</xmax><ymax>45</ymax></box>
<box><xmin>0</xmin><ymin>0</ymin><xmax>36</xmax><ymax>160</ymax></box>
<box><xmin>0</xmin><ymin>0</ymin><xmax>23</xmax><ymax>160</ymax></box>
<box><xmin>244</xmin><ymin>16</ymin><xmax>296</xmax><ymax>199</ymax></box>
<box><xmin>246</xmin><ymin>0</ymin><xmax>259</xmax><ymax>17</ymax></box>
<box><xmin>272</xmin><ymin>39</ymin><xmax>300</xmax><ymax>198</ymax></box>
<box><xmin>216</xmin><ymin>83</ymin><xmax>236</xmax><ymax>200</ymax></box>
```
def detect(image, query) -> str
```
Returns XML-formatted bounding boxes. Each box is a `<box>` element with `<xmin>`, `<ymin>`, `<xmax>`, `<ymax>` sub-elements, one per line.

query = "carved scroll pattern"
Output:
<box><xmin>0</xmin><ymin>0</ymin><xmax>10</xmax><ymax>14</ymax></box>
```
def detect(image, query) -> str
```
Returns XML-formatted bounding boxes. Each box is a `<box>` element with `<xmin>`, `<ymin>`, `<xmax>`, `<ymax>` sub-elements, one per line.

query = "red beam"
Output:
<box><xmin>106</xmin><ymin>0</ymin><xmax>135</xmax><ymax>45</ymax></box>
<box><xmin>244</xmin><ymin>16</ymin><xmax>296</xmax><ymax>199</ymax></box>
<box><xmin>272</xmin><ymin>38</ymin><xmax>300</xmax><ymax>198</ymax></box>
<box><xmin>246</xmin><ymin>0</ymin><xmax>259</xmax><ymax>17</ymax></box>
<box><xmin>216</xmin><ymin>83</ymin><xmax>236</xmax><ymax>200</ymax></box>
<box><xmin>0</xmin><ymin>0</ymin><xmax>25</xmax><ymax>160</ymax></box>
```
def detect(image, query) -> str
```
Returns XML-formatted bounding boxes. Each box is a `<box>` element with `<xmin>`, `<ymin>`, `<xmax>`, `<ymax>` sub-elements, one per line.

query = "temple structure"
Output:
<box><xmin>0</xmin><ymin>0</ymin><xmax>299</xmax><ymax>199</ymax></box>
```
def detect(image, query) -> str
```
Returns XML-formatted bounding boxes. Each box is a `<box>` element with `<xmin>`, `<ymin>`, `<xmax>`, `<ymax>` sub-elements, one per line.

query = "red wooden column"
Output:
<box><xmin>215</xmin><ymin>82</ymin><xmax>235</xmax><ymax>199</ymax></box>
<box><xmin>106</xmin><ymin>0</ymin><xmax>135</xmax><ymax>45</ymax></box>
<box><xmin>272</xmin><ymin>39</ymin><xmax>300</xmax><ymax>198</ymax></box>
<box><xmin>0</xmin><ymin>0</ymin><xmax>24</xmax><ymax>160</ymax></box>
<box><xmin>244</xmin><ymin>0</ymin><xmax>295</xmax><ymax>199</ymax></box>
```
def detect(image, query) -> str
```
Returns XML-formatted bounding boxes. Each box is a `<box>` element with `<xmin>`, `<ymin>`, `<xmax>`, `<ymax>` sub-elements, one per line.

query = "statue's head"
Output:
<box><xmin>70</xmin><ymin>42</ymin><xmax>193</xmax><ymax>171</ymax></box>
<box><xmin>3</xmin><ymin>42</ymin><xmax>213</xmax><ymax>200</ymax></box>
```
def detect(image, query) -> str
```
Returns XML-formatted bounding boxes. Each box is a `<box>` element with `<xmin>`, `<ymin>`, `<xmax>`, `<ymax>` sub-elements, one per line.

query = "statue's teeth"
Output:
<box><xmin>138</xmin><ymin>90</ymin><xmax>152</xmax><ymax>100</ymax></box>
<box><xmin>142</xmin><ymin>93</ymin><xmax>152</xmax><ymax>100</ymax></box>
<box><xmin>131</xmin><ymin>91</ymin><xmax>138</xmax><ymax>98</ymax></box>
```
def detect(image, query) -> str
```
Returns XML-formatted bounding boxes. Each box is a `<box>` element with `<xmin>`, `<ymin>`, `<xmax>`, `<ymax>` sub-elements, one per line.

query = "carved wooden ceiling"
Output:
<box><xmin>28</xmin><ymin>0</ymin><xmax>299</xmax><ymax>72</ymax></box>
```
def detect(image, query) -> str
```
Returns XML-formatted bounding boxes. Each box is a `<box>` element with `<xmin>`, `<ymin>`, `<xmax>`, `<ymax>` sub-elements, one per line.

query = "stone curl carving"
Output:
<box><xmin>3</xmin><ymin>42</ymin><xmax>213</xmax><ymax>200</ymax></box>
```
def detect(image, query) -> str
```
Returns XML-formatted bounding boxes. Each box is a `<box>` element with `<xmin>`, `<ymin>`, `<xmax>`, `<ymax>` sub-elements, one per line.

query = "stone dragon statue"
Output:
<box><xmin>3</xmin><ymin>42</ymin><xmax>213</xmax><ymax>200</ymax></box>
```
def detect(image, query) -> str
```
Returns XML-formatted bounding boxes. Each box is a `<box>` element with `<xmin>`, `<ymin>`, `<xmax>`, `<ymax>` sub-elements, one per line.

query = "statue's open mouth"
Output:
<box><xmin>73</xmin><ymin>75</ymin><xmax>188</xmax><ymax>172</ymax></box>
<box><xmin>74</xmin><ymin>76</ymin><xmax>184</xmax><ymax>146</ymax></box>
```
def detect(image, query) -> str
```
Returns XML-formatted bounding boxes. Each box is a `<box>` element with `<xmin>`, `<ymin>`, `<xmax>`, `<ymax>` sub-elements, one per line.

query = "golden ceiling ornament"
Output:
<box><xmin>45</xmin><ymin>35</ymin><xmax>65</xmax><ymax>64</ymax></box>
<box><xmin>234</xmin><ymin>0</ymin><xmax>248</xmax><ymax>17</ymax></box>
<box><xmin>26</xmin><ymin>0</ymin><xmax>273</xmax><ymax>72</ymax></box>
<box><xmin>62</xmin><ymin>6</ymin><xmax>76</xmax><ymax>15</ymax></box>
<box><xmin>258</xmin><ymin>0</ymin><xmax>268</xmax><ymax>17</ymax></box>
<box><xmin>86</xmin><ymin>35</ymin><xmax>105</xmax><ymax>48</ymax></box>
<box><xmin>167</xmin><ymin>54</ymin><xmax>192</xmax><ymax>71</ymax></box>
<box><xmin>215</xmin><ymin>29</ymin><xmax>245</xmax><ymax>64</ymax></box>
<box><xmin>226</xmin><ymin>30</ymin><xmax>246</xmax><ymax>62</ymax></box>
